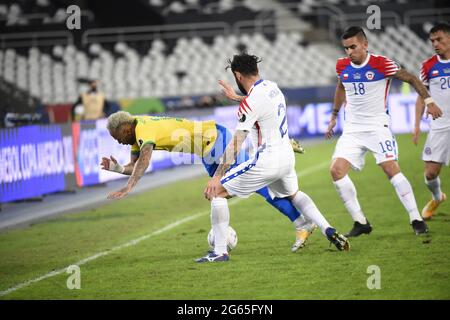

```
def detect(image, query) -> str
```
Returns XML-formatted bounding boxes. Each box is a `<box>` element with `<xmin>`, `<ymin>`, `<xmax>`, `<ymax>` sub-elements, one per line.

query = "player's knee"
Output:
<box><xmin>330</xmin><ymin>165</ymin><xmax>346</xmax><ymax>180</ymax></box>
<box><xmin>382</xmin><ymin>161</ymin><xmax>400</xmax><ymax>179</ymax></box>
<box><xmin>424</xmin><ymin>162</ymin><xmax>441</xmax><ymax>181</ymax></box>
<box><xmin>425</xmin><ymin>170</ymin><xmax>439</xmax><ymax>181</ymax></box>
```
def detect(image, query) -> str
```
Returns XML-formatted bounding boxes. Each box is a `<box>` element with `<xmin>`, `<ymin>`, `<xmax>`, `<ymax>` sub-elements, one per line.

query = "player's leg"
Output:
<box><xmin>196</xmin><ymin>185</ymin><xmax>232</xmax><ymax>263</ymax></box>
<box><xmin>285</xmin><ymin>191</ymin><xmax>349</xmax><ymax>251</ymax></box>
<box><xmin>424</xmin><ymin>161</ymin><xmax>443</xmax><ymax>200</ymax></box>
<box><xmin>270</xmin><ymin>167</ymin><xmax>349</xmax><ymax>251</ymax></box>
<box><xmin>331</xmin><ymin>134</ymin><xmax>372</xmax><ymax>237</ymax></box>
<box><xmin>207</xmin><ymin>125</ymin><xmax>315</xmax><ymax>249</ymax></box>
<box><xmin>422</xmin><ymin>161</ymin><xmax>446</xmax><ymax>219</ymax></box>
<box><xmin>374</xmin><ymin>129</ymin><xmax>427</xmax><ymax>234</ymax></box>
<box><xmin>421</xmin><ymin>129</ymin><xmax>449</xmax><ymax>219</ymax></box>
<box><xmin>255</xmin><ymin>187</ymin><xmax>316</xmax><ymax>251</ymax></box>
<box><xmin>379</xmin><ymin>160</ymin><xmax>427</xmax><ymax>234</ymax></box>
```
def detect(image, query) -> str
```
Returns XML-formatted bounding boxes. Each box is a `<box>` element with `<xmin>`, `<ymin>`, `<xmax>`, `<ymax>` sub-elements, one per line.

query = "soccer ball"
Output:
<box><xmin>207</xmin><ymin>226</ymin><xmax>238</xmax><ymax>251</ymax></box>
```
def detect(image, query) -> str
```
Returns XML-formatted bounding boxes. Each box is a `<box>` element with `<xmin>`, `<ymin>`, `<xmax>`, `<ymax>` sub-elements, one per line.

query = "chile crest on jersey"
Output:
<box><xmin>337</xmin><ymin>55</ymin><xmax>394</xmax><ymax>83</ymax></box>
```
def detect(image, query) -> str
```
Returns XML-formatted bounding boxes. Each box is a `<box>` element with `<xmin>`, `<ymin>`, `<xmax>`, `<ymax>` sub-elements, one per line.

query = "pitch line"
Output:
<box><xmin>0</xmin><ymin>159</ymin><xmax>330</xmax><ymax>297</ymax></box>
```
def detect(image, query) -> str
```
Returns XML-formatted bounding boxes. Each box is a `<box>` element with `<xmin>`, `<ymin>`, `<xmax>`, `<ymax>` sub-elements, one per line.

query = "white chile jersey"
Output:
<box><xmin>236</xmin><ymin>79</ymin><xmax>292</xmax><ymax>153</ymax></box>
<box><xmin>420</xmin><ymin>55</ymin><xmax>450</xmax><ymax>131</ymax></box>
<box><xmin>336</xmin><ymin>53</ymin><xmax>400</xmax><ymax>132</ymax></box>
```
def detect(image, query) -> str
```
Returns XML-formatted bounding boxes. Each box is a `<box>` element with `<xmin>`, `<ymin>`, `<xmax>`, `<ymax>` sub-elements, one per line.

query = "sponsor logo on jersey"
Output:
<box><xmin>138</xmin><ymin>139</ymin><xmax>143</xmax><ymax>146</ymax></box>
<box><xmin>353</xmin><ymin>73</ymin><xmax>361</xmax><ymax>80</ymax></box>
<box><xmin>239</xmin><ymin>113</ymin><xmax>246</xmax><ymax>122</ymax></box>
<box><xmin>343</xmin><ymin>73</ymin><xmax>349</xmax><ymax>80</ymax></box>
<box><xmin>365</xmin><ymin>71</ymin><xmax>375</xmax><ymax>80</ymax></box>
<box><xmin>432</xmin><ymin>70</ymin><xmax>439</xmax><ymax>76</ymax></box>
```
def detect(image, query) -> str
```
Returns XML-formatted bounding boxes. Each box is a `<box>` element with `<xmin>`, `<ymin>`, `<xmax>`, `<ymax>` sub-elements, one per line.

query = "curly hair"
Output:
<box><xmin>226</xmin><ymin>52</ymin><xmax>262</xmax><ymax>76</ymax></box>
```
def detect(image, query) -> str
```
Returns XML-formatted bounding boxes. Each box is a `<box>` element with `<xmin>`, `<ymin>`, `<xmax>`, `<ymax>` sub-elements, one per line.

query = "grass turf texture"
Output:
<box><xmin>0</xmin><ymin>133</ymin><xmax>449</xmax><ymax>299</ymax></box>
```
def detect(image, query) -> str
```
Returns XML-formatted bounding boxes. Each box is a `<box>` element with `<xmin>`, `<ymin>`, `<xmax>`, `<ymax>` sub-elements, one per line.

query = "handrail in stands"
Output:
<box><xmin>81</xmin><ymin>21</ymin><xmax>231</xmax><ymax>46</ymax></box>
<box><xmin>404</xmin><ymin>7</ymin><xmax>450</xmax><ymax>26</ymax></box>
<box><xmin>0</xmin><ymin>30</ymin><xmax>74</xmax><ymax>49</ymax></box>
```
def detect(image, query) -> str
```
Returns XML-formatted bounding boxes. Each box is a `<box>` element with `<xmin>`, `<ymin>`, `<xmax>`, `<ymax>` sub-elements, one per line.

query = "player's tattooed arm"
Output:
<box><xmin>325</xmin><ymin>78</ymin><xmax>346</xmax><ymax>139</ymax></box>
<box><xmin>121</xmin><ymin>153</ymin><xmax>139</xmax><ymax>175</ymax></box>
<box><xmin>393</xmin><ymin>69</ymin><xmax>430</xmax><ymax>99</ymax></box>
<box><xmin>213</xmin><ymin>130</ymin><xmax>248</xmax><ymax>178</ymax></box>
<box><xmin>394</xmin><ymin>69</ymin><xmax>443</xmax><ymax>120</ymax></box>
<box><xmin>107</xmin><ymin>144</ymin><xmax>153</xmax><ymax>199</ymax></box>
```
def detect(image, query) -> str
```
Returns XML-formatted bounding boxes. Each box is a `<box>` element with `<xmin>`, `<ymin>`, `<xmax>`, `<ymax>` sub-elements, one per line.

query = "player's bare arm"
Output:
<box><xmin>107</xmin><ymin>144</ymin><xmax>153</xmax><ymax>200</ymax></box>
<box><xmin>413</xmin><ymin>96</ymin><xmax>426</xmax><ymax>145</ymax></box>
<box><xmin>326</xmin><ymin>78</ymin><xmax>346</xmax><ymax>139</ymax></box>
<box><xmin>218</xmin><ymin>79</ymin><xmax>244</xmax><ymax>102</ymax></box>
<box><xmin>204</xmin><ymin>129</ymin><xmax>248</xmax><ymax>200</ymax></box>
<box><xmin>393</xmin><ymin>69</ymin><xmax>443</xmax><ymax>120</ymax></box>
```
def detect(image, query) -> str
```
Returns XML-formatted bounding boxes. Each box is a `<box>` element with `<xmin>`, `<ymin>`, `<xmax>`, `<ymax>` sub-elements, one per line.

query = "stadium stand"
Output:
<box><xmin>0</xmin><ymin>0</ymin><xmax>447</xmax><ymax>106</ymax></box>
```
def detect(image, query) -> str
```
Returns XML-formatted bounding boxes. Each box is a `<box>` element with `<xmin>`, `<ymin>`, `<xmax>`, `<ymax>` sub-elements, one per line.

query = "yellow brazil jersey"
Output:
<box><xmin>130</xmin><ymin>116</ymin><xmax>217</xmax><ymax>157</ymax></box>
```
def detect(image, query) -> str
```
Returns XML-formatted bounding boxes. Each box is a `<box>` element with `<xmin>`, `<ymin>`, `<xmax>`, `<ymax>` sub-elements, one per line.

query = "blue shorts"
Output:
<box><xmin>202</xmin><ymin>124</ymin><xmax>249</xmax><ymax>177</ymax></box>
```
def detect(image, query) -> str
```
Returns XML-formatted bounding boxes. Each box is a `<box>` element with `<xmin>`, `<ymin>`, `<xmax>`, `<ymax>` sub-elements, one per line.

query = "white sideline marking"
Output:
<box><xmin>0</xmin><ymin>159</ymin><xmax>330</xmax><ymax>296</ymax></box>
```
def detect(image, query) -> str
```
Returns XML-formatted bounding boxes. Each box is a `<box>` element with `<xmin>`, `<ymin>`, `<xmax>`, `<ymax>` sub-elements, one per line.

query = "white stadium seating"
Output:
<box><xmin>0</xmin><ymin>25</ymin><xmax>437</xmax><ymax>104</ymax></box>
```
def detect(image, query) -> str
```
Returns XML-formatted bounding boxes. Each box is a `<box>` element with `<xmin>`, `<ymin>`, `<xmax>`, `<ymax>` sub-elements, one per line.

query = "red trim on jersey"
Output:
<box><xmin>420</xmin><ymin>55</ymin><xmax>439</xmax><ymax>85</ymax></box>
<box><xmin>367</xmin><ymin>55</ymin><xmax>399</xmax><ymax>77</ymax></box>
<box><xmin>336</xmin><ymin>57</ymin><xmax>351</xmax><ymax>76</ymax></box>
<box><xmin>254</xmin><ymin>121</ymin><xmax>262</xmax><ymax>146</ymax></box>
<box><xmin>242</xmin><ymin>99</ymin><xmax>252</xmax><ymax>111</ymax></box>
<box><xmin>384</xmin><ymin>79</ymin><xmax>391</xmax><ymax>108</ymax></box>
<box><xmin>239</xmin><ymin>98</ymin><xmax>252</xmax><ymax>115</ymax></box>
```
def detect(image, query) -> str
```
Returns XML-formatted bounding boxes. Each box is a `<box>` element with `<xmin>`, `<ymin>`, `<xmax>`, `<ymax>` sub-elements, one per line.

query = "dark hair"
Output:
<box><xmin>341</xmin><ymin>26</ymin><xmax>367</xmax><ymax>40</ymax></box>
<box><xmin>226</xmin><ymin>52</ymin><xmax>261</xmax><ymax>76</ymax></box>
<box><xmin>429</xmin><ymin>22</ymin><xmax>450</xmax><ymax>36</ymax></box>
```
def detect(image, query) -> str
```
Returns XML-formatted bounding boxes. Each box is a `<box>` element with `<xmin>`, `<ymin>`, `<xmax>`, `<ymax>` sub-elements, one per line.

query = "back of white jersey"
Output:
<box><xmin>420</xmin><ymin>55</ymin><xmax>450</xmax><ymax>131</ymax></box>
<box><xmin>236</xmin><ymin>79</ymin><xmax>291</xmax><ymax>153</ymax></box>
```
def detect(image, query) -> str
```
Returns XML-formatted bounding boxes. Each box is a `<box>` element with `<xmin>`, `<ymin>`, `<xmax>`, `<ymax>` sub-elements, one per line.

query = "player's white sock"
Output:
<box><xmin>333</xmin><ymin>175</ymin><xmax>367</xmax><ymax>224</ymax></box>
<box><xmin>210</xmin><ymin>197</ymin><xmax>230</xmax><ymax>255</ymax></box>
<box><xmin>424</xmin><ymin>175</ymin><xmax>442</xmax><ymax>201</ymax></box>
<box><xmin>293</xmin><ymin>214</ymin><xmax>312</xmax><ymax>230</ymax></box>
<box><xmin>390</xmin><ymin>173</ymin><xmax>422</xmax><ymax>222</ymax></box>
<box><xmin>291</xmin><ymin>191</ymin><xmax>331</xmax><ymax>236</ymax></box>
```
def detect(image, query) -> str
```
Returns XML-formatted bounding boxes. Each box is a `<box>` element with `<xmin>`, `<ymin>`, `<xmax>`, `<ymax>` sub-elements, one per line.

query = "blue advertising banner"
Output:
<box><xmin>0</xmin><ymin>125</ymin><xmax>70</xmax><ymax>202</ymax></box>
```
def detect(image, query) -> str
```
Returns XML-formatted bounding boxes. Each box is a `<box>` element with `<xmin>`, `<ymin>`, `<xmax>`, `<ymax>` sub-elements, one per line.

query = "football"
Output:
<box><xmin>207</xmin><ymin>226</ymin><xmax>238</xmax><ymax>251</ymax></box>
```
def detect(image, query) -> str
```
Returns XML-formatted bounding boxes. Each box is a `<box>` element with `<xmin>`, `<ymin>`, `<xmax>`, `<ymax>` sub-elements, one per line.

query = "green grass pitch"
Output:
<box><xmin>0</xmin><ymin>133</ymin><xmax>449</xmax><ymax>299</ymax></box>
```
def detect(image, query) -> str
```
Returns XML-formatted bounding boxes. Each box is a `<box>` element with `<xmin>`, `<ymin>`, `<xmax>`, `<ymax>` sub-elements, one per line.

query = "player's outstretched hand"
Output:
<box><xmin>412</xmin><ymin>126</ymin><xmax>420</xmax><ymax>146</ymax></box>
<box><xmin>101</xmin><ymin>156</ymin><xmax>118</xmax><ymax>171</ymax></box>
<box><xmin>426</xmin><ymin>103</ymin><xmax>443</xmax><ymax>120</ymax></box>
<box><xmin>218</xmin><ymin>80</ymin><xmax>243</xmax><ymax>102</ymax></box>
<box><xmin>107</xmin><ymin>186</ymin><xmax>130</xmax><ymax>200</ymax></box>
<box><xmin>325</xmin><ymin>118</ymin><xmax>337</xmax><ymax>139</ymax></box>
<box><xmin>101</xmin><ymin>155</ymin><xmax>124</xmax><ymax>173</ymax></box>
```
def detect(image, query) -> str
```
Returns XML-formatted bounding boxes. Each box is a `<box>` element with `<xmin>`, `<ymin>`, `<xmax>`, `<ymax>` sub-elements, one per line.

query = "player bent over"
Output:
<box><xmin>101</xmin><ymin>111</ymin><xmax>315</xmax><ymax>251</ymax></box>
<box><xmin>197</xmin><ymin>53</ymin><xmax>349</xmax><ymax>263</ymax></box>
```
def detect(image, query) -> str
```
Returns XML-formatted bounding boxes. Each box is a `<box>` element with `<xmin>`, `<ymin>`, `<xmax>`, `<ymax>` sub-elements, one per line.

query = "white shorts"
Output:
<box><xmin>422</xmin><ymin>128</ymin><xmax>450</xmax><ymax>166</ymax></box>
<box><xmin>221</xmin><ymin>147</ymin><xmax>298</xmax><ymax>199</ymax></box>
<box><xmin>332</xmin><ymin>127</ymin><xmax>398</xmax><ymax>171</ymax></box>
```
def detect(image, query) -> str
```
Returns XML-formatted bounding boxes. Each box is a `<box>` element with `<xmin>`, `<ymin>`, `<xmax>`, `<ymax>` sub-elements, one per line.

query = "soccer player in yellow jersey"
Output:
<box><xmin>101</xmin><ymin>111</ymin><xmax>316</xmax><ymax>251</ymax></box>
